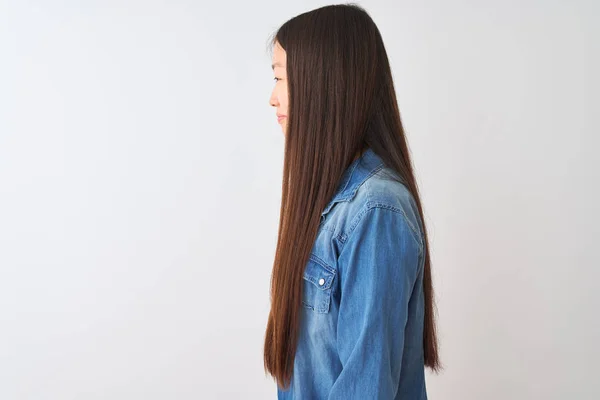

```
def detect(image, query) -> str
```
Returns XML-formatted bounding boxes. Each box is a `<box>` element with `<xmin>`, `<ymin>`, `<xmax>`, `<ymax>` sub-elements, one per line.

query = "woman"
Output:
<box><xmin>264</xmin><ymin>4</ymin><xmax>440</xmax><ymax>399</ymax></box>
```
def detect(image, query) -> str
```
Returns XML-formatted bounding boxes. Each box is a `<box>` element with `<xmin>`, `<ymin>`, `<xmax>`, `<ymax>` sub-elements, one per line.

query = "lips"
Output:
<box><xmin>277</xmin><ymin>115</ymin><xmax>287</xmax><ymax>122</ymax></box>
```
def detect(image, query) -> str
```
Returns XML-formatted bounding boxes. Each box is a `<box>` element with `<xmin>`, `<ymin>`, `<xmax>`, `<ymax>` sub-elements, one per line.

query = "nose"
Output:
<box><xmin>269</xmin><ymin>88</ymin><xmax>278</xmax><ymax>107</ymax></box>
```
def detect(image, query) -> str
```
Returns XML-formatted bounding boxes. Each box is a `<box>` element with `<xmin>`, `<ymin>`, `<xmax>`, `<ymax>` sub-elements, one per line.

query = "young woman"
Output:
<box><xmin>264</xmin><ymin>4</ymin><xmax>440</xmax><ymax>399</ymax></box>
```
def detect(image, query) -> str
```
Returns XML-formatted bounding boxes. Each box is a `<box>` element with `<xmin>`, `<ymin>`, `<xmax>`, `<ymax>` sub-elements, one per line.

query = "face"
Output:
<box><xmin>269</xmin><ymin>41</ymin><xmax>288</xmax><ymax>136</ymax></box>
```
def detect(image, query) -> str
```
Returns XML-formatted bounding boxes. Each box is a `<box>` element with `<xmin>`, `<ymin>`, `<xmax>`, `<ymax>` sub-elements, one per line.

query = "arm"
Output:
<box><xmin>328</xmin><ymin>206</ymin><xmax>422</xmax><ymax>399</ymax></box>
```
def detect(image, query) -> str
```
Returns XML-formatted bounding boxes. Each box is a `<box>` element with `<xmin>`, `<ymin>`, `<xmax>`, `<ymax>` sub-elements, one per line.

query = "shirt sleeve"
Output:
<box><xmin>327</xmin><ymin>206</ymin><xmax>423</xmax><ymax>399</ymax></box>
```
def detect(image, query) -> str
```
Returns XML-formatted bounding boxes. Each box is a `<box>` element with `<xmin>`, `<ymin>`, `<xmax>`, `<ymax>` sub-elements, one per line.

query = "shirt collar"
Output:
<box><xmin>321</xmin><ymin>147</ymin><xmax>385</xmax><ymax>217</ymax></box>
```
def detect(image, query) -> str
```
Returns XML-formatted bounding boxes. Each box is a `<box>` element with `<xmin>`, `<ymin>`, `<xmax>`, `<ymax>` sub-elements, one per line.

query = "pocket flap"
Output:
<box><xmin>303</xmin><ymin>254</ymin><xmax>335</xmax><ymax>290</ymax></box>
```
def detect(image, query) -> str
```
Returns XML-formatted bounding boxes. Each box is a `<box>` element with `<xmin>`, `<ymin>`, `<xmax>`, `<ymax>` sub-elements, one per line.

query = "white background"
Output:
<box><xmin>1</xmin><ymin>0</ymin><xmax>598</xmax><ymax>399</ymax></box>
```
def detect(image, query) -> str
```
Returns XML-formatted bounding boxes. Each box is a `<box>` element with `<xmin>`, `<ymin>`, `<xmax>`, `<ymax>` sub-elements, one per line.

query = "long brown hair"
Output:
<box><xmin>263</xmin><ymin>3</ymin><xmax>440</xmax><ymax>390</ymax></box>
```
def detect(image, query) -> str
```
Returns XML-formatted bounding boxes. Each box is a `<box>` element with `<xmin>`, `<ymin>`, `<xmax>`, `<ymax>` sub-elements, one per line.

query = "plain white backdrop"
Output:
<box><xmin>0</xmin><ymin>0</ymin><xmax>598</xmax><ymax>399</ymax></box>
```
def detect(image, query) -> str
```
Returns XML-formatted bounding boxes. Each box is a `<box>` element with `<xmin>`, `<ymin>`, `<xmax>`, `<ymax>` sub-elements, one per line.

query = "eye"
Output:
<box><xmin>273</xmin><ymin>77</ymin><xmax>280</xmax><ymax>83</ymax></box>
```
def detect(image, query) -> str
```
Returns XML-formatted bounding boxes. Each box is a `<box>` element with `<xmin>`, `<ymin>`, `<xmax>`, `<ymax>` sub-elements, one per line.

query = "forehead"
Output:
<box><xmin>271</xmin><ymin>42</ymin><xmax>286</xmax><ymax>68</ymax></box>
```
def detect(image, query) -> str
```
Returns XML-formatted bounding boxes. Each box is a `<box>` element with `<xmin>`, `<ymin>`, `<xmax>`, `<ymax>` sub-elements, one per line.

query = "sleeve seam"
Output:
<box><xmin>339</xmin><ymin>203</ymin><xmax>424</xmax><ymax>254</ymax></box>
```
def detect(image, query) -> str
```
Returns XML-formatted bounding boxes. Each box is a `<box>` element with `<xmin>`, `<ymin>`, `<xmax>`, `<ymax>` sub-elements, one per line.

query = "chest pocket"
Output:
<box><xmin>302</xmin><ymin>254</ymin><xmax>336</xmax><ymax>314</ymax></box>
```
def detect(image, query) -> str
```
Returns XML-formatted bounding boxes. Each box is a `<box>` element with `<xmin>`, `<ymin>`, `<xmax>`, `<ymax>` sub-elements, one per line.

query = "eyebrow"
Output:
<box><xmin>271</xmin><ymin>62</ymin><xmax>284</xmax><ymax>70</ymax></box>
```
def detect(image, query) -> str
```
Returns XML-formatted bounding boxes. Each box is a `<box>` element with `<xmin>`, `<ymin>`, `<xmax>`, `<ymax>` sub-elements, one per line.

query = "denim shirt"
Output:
<box><xmin>276</xmin><ymin>147</ymin><xmax>428</xmax><ymax>399</ymax></box>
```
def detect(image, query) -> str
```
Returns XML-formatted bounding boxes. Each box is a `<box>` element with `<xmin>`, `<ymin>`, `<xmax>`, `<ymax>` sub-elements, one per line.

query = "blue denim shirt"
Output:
<box><xmin>276</xmin><ymin>147</ymin><xmax>427</xmax><ymax>399</ymax></box>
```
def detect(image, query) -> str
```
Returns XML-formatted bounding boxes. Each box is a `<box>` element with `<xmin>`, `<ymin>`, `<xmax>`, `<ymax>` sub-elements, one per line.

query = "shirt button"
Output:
<box><xmin>318</xmin><ymin>278</ymin><xmax>325</xmax><ymax>286</ymax></box>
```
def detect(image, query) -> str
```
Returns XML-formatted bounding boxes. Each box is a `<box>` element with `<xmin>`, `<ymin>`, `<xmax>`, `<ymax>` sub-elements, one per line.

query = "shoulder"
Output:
<box><xmin>343</xmin><ymin>166</ymin><xmax>424</xmax><ymax>250</ymax></box>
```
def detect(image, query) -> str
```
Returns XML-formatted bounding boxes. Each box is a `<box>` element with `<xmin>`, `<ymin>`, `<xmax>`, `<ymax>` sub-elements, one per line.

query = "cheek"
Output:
<box><xmin>277</xmin><ymin>84</ymin><xmax>287</xmax><ymax>100</ymax></box>
<box><xmin>281</xmin><ymin>90</ymin><xmax>289</xmax><ymax>111</ymax></box>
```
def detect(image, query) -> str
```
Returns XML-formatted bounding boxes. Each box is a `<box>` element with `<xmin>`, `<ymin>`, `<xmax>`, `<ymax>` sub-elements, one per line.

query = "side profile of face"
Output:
<box><xmin>269</xmin><ymin>41</ymin><xmax>288</xmax><ymax>136</ymax></box>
